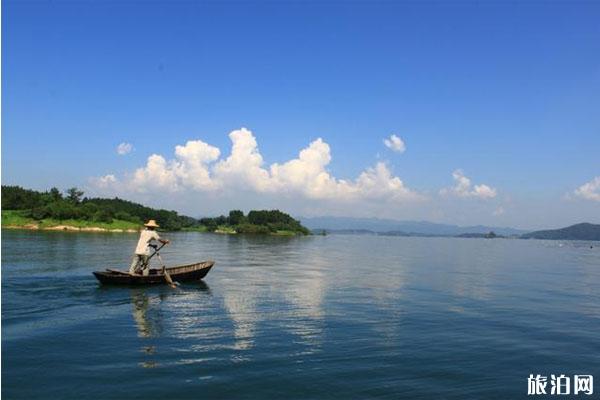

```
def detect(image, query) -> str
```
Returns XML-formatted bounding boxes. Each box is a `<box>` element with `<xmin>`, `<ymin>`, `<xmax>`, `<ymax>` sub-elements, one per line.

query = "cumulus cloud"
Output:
<box><xmin>116</xmin><ymin>142</ymin><xmax>133</xmax><ymax>155</ymax></box>
<box><xmin>270</xmin><ymin>138</ymin><xmax>418</xmax><ymax>201</ymax></box>
<box><xmin>131</xmin><ymin>154</ymin><xmax>179</xmax><ymax>192</ymax></box>
<box><xmin>383</xmin><ymin>134</ymin><xmax>406</xmax><ymax>153</ymax></box>
<box><xmin>94</xmin><ymin>127</ymin><xmax>422</xmax><ymax>203</ymax></box>
<box><xmin>129</xmin><ymin>140</ymin><xmax>221</xmax><ymax>192</ymax></box>
<box><xmin>214</xmin><ymin>128</ymin><xmax>271</xmax><ymax>192</ymax></box>
<box><xmin>440</xmin><ymin>169</ymin><xmax>497</xmax><ymax>199</ymax></box>
<box><xmin>173</xmin><ymin>140</ymin><xmax>221</xmax><ymax>190</ymax></box>
<box><xmin>573</xmin><ymin>176</ymin><xmax>600</xmax><ymax>201</ymax></box>
<box><xmin>92</xmin><ymin>174</ymin><xmax>117</xmax><ymax>188</ymax></box>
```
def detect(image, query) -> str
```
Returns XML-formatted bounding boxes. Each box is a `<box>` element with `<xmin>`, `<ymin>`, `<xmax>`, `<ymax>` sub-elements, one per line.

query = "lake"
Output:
<box><xmin>2</xmin><ymin>230</ymin><xmax>599</xmax><ymax>399</ymax></box>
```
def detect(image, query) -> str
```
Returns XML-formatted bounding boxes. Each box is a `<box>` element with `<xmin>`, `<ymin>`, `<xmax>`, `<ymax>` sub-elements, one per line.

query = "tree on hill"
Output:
<box><xmin>228</xmin><ymin>210</ymin><xmax>245</xmax><ymax>225</ymax></box>
<box><xmin>199</xmin><ymin>217</ymin><xmax>218</xmax><ymax>232</ymax></box>
<box><xmin>49</xmin><ymin>187</ymin><xmax>62</xmax><ymax>202</ymax></box>
<box><xmin>1</xmin><ymin>186</ymin><xmax>45</xmax><ymax>209</ymax></box>
<box><xmin>66</xmin><ymin>187</ymin><xmax>84</xmax><ymax>204</ymax></box>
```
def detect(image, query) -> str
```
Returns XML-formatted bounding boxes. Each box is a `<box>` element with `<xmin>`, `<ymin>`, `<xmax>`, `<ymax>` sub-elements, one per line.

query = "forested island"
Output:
<box><xmin>1</xmin><ymin>185</ymin><xmax>310</xmax><ymax>235</ymax></box>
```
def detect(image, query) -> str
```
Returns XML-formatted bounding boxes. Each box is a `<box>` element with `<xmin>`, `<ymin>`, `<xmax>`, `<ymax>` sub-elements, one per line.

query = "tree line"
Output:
<box><xmin>2</xmin><ymin>185</ymin><xmax>310</xmax><ymax>234</ymax></box>
<box><xmin>1</xmin><ymin>185</ymin><xmax>196</xmax><ymax>230</ymax></box>
<box><xmin>199</xmin><ymin>209</ymin><xmax>310</xmax><ymax>234</ymax></box>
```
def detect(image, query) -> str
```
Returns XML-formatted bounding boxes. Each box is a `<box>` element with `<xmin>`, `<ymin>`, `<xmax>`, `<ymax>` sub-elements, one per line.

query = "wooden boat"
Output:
<box><xmin>93</xmin><ymin>261</ymin><xmax>214</xmax><ymax>285</ymax></box>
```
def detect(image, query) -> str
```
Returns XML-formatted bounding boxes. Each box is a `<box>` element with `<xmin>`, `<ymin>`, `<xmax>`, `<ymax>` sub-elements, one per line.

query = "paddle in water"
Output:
<box><xmin>162</xmin><ymin>266</ymin><xmax>178</xmax><ymax>288</ymax></box>
<box><xmin>156</xmin><ymin>252</ymin><xmax>178</xmax><ymax>289</ymax></box>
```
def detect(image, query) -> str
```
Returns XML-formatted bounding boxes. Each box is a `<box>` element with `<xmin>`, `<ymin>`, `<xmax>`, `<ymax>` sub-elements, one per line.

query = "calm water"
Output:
<box><xmin>2</xmin><ymin>230</ymin><xmax>599</xmax><ymax>399</ymax></box>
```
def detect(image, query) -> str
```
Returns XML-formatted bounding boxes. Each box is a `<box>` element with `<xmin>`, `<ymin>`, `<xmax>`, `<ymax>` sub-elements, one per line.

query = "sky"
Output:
<box><xmin>2</xmin><ymin>0</ymin><xmax>599</xmax><ymax>229</ymax></box>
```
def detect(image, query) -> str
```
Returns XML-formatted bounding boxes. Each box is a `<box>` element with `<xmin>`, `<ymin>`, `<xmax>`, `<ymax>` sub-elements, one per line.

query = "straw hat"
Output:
<box><xmin>144</xmin><ymin>219</ymin><xmax>160</xmax><ymax>228</ymax></box>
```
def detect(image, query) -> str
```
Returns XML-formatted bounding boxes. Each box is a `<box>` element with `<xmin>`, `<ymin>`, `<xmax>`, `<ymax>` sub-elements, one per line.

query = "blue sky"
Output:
<box><xmin>2</xmin><ymin>0</ymin><xmax>599</xmax><ymax>229</ymax></box>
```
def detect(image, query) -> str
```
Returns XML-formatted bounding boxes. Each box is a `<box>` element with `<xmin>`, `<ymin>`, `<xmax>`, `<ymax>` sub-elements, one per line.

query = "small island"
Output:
<box><xmin>1</xmin><ymin>185</ymin><xmax>310</xmax><ymax>236</ymax></box>
<box><xmin>456</xmin><ymin>231</ymin><xmax>502</xmax><ymax>239</ymax></box>
<box><xmin>196</xmin><ymin>210</ymin><xmax>309</xmax><ymax>236</ymax></box>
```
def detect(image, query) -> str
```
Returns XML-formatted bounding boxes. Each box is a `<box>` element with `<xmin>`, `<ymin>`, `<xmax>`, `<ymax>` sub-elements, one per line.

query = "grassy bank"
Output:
<box><xmin>2</xmin><ymin>210</ymin><xmax>307</xmax><ymax>236</ymax></box>
<box><xmin>3</xmin><ymin>186</ymin><xmax>310</xmax><ymax>235</ymax></box>
<box><xmin>2</xmin><ymin>210</ymin><xmax>140</xmax><ymax>231</ymax></box>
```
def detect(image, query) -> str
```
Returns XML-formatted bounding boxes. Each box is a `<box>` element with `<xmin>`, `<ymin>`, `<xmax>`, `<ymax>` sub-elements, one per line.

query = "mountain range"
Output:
<box><xmin>521</xmin><ymin>223</ymin><xmax>600</xmax><ymax>241</ymax></box>
<box><xmin>300</xmin><ymin>217</ymin><xmax>600</xmax><ymax>241</ymax></box>
<box><xmin>299</xmin><ymin>216</ymin><xmax>528</xmax><ymax>236</ymax></box>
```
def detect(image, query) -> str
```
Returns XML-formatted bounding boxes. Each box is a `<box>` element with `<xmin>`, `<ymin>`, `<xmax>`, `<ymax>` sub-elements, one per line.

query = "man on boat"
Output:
<box><xmin>129</xmin><ymin>220</ymin><xmax>169</xmax><ymax>276</ymax></box>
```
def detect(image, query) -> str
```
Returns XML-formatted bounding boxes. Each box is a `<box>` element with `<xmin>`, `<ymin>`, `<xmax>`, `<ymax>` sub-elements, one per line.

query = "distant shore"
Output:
<box><xmin>2</xmin><ymin>211</ymin><xmax>304</xmax><ymax>236</ymax></box>
<box><xmin>2</xmin><ymin>211</ymin><xmax>138</xmax><ymax>233</ymax></box>
<box><xmin>2</xmin><ymin>224</ymin><xmax>139</xmax><ymax>233</ymax></box>
<box><xmin>2</xmin><ymin>223</ymin><xmax>302</xmax><ymax>236</ymax></box>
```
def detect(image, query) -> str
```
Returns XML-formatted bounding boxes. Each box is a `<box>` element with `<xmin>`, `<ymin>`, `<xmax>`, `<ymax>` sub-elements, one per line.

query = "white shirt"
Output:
<box><xmin>135</xmin><ymin>229</ymin><xmax>161</xmax><ymax>255</ymax></box>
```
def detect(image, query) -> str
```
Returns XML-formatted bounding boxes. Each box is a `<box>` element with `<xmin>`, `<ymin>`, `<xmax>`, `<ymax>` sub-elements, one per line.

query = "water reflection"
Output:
<box><xmin>130</xmin><ymin>290</ymin><xmax>163</xmax><ymax>368</ymax></box>
<box><xmin>219</xmin><ymin>236</ymin><xmax>331</xmax><ymax>356</ymax></box>
<box><xmin>128</xmin><ymin>283</ymin><xmax>212</xmax><ymax>368</ymax></box>
<box><xmin>131</xmin><ymin>290</ymin><xmax>163</xmax><ymax>339</ymax></box>
<box><xmin>223</xmin><ymin>294</ymin><xmax>257</xmax><ymax>351</ymax></box>
<box><xmin>279</xmin><ymin>257</ymin><xmax>328</xmax><ymax>353</ymax></box>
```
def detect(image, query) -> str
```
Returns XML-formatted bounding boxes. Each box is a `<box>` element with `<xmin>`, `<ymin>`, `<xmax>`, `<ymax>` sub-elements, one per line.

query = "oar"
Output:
<box><xmin>155</xmin><ymin>251</ymin><xmax>178</xmax><ymax>289</ymax></box>
<box><xmin>162</xmin><ymin>266</ymin><xmax>177</xmax><ymax>288</ymax></box>
<box><xmin>145</xmin><ymin>242</ymin><xmax>167</xmax><ymax>264</ymax></box>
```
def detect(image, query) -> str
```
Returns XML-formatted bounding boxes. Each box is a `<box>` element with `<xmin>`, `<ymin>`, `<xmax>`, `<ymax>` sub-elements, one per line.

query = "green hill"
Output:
<box><xmin>1</xmin><ymin>185</ymin><xmax>195</xmax><ymax>231</ymax></box>
<box><xmin>521</xmin><ymin>223</ymin><xmax>600</xmax><ymax>241</ymax></box>
<box><xmin>1</xmin><ymin>185</ymin><xmax>309</xmax><ymax>235</ymax></box>
<box><xmin>199</xmin><ymin>209</ymin><xmax>310</xmax><ymax>235</ymax></box>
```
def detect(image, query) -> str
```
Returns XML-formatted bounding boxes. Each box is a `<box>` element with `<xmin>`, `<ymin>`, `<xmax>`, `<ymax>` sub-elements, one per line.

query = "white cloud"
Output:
<box><xmin>472</xmin><ymin>184</ymin><xmax>497</xmax><ymax>199</ymax></box>
<box><xmin>270</xmin><ymin>138</ymin><xmax>419</xmax><ymax>201</ymax></box>
<box><xmin>92</xmin><ymin>174</ymin><xmax>117</xmax><ymax>188</ymax></box>
<box><xmin>440</xmin><ymin>169</ymin><xmax>497</xmax><ymax>199</ymax></box>
<box><xmin>94</xmin><ymin>127</ymin><xmax>423</xmax><ymax>203</ymax></box>
<box><xmin>129</xmin><ymin>140</ymin><xmax>221</xmax><ymax>192</ymax></box>
<box><xmin>383</xmin><ymin>134</ymin><xmax>406</xmax><ymax>153</ymax></box>
<box><xmin>574</xmin><ymin>176</ymin><xmax>600</xmax><ymax>201</ymax></box>
<box><xmin>213</xmin><ymin>128</ymin><xmax>271</xmax><ymax>192</ymax></box>
<box><xmin>131</xmin><ymin>154</ymin><xmax>180</xmax><ymax>192</ymax></box>
<box><xmin>174</xmin><ymin>140</ymin><xmax>221</xmax><ymax>190</ymax></box>
<box><xmin>116</xmin><ymin>142</ymin><xmax>133</xmax><ymax>155</ymax></box>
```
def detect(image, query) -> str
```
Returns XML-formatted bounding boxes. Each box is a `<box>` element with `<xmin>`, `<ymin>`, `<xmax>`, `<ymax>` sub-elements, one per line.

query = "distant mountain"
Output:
<box><xmin>322</xmin><ymin>229</ymin><xmax>379</xmax><ymax>235</ymax></box>
<box><xmin>520</xmin><ymin>223</ymin><xmax>600</xmax><ymax>241</ymax></box>
<box><xmin>299</xmin><ymin>216</ymin><xmax>528</xmax><ymax>236</ymax></box>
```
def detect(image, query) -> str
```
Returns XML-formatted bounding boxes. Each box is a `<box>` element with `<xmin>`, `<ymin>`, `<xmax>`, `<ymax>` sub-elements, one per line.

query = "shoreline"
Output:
<box><xmin>2</xmin><ymin>224</ymin><xmax>139</xmax><ymax>233</ymax></box>
<box><xmin>1</xmin><ymin>224</ymin><xmax>304</xmax><ymax>236</ymax></box>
